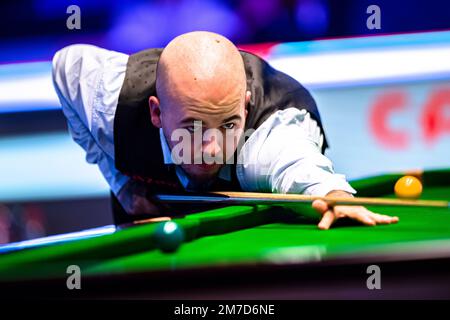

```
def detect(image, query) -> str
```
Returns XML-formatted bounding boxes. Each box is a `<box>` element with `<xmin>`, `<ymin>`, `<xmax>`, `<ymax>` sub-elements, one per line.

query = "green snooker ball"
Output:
<box><xmin>153</xmin><ymin>221</ymin><xmax>185</xmax><ymax>253</ymax></box>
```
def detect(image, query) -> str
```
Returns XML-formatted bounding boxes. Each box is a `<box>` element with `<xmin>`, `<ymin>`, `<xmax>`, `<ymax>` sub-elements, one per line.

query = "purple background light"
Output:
<box><xmin>295</xmin><ymin>0</ymin><xmax>329</xmax><ymax>36</ymax></box>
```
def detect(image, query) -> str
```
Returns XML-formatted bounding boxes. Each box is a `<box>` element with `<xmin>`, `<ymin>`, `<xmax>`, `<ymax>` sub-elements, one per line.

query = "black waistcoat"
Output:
<box><xmin>113</xmin><ymin>49</ymin><xmax>328</xmax><ymax>194</ymax></box>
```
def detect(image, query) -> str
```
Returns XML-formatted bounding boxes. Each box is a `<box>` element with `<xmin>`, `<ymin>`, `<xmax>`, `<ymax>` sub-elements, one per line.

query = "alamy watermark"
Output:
<box><xmin>366</xmin><ymin>264</ymin><xmax>381</xmax><ymax>290</ymax></box>
<box><xmin>66</xmin><ymin>5</ymin><xmax>81</xmax><ymax>30</ymax></box>
<box><xmin>168</xmin><ymin>121</ymin><xmax>272</xmax><ymax>173</ymax></box>
<box><xmin>66</xmin><ymin>264</ymin><xmax>81</xmax><ymax>290</ymax></box>
<box><xmin>366</xmin><ymin>5</ymin><xmax>381</xmax><ymax>30</ymax></box>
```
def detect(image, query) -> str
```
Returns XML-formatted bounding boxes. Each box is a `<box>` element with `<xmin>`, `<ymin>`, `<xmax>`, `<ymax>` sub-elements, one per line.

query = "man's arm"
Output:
<box><xmin>237</xmin><ymin>107</ymin><xmax>398</xmax><ymax>229</ymax></box>
<box><xmin>238</xmin><ymin>108</ymin><xmax>354</xmax><ymax>195</ymax></box>
<box><xmin>52</xmin><ymin>44</ymin><xmax>156</xmax><ymax>215</ymax></box>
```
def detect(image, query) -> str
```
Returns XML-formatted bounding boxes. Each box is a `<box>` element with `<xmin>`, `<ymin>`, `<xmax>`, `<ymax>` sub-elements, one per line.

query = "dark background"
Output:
<box><xmin>1</xmin><ymin>0</ymin><xmax>450</xmax><ymax>61</ymax></box>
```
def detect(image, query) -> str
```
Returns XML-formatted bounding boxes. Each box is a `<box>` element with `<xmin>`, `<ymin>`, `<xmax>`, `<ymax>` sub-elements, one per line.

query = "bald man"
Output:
<box><xmin>52</xmin><ymin>31</ymin><xmax>398</xmax><ymax>229</ymax></box>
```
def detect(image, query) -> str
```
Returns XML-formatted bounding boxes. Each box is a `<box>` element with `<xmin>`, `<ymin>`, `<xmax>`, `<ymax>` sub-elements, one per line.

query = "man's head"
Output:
<box><xmin>149</xmin><ymin>31</ymin><xmax>251</xmax><ymax>185</ymax></box>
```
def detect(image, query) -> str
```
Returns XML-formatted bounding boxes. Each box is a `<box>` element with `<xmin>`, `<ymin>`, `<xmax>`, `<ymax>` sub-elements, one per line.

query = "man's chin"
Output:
<box><xmin>183</xmin><ymin>163</ymin><xmax>222</xmax><ymax>182</ymax></box>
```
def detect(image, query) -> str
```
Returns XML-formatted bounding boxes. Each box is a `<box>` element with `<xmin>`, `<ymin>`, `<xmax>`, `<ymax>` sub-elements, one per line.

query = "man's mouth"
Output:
<box><xmin>196</xmin><ymin>163</ymin><xmax>221</xmax><ymax>171</ymax></box>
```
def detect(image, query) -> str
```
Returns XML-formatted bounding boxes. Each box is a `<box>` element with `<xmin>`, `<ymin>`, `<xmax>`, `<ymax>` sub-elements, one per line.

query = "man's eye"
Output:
<box><xmin>222</xmin><ymin>123</ymin><xmax>235</xmax><ymax>130</ymax></box>
<box><xmin>187</xmin><ymin>126</ymin><xmax>202</xmax><ymax>133</ymax></box>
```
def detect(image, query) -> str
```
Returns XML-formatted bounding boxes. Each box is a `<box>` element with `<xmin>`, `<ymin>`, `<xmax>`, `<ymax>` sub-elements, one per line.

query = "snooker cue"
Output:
<box><xmin>155</xmin><ymin>191</ymin><xmax>450</xmax><ymax>209</ymax></box>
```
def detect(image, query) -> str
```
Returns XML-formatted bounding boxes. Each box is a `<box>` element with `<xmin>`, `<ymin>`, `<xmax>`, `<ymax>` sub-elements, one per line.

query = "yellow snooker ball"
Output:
<box><xmin>394</xmin><ymin>175</ymin><xmax>423</xmax><ymax>199</ymax></box>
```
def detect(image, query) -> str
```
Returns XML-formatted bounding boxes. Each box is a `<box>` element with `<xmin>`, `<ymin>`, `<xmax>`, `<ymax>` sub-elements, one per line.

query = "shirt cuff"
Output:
<box><xmin>303</xmin><ymin>174</ymin><xmax>357</xmax><ymax>197</ymax></box>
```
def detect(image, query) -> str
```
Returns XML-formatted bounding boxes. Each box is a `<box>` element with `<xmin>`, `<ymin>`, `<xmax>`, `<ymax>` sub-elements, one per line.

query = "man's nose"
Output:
<box><xmin>202</xmin><ymin>137</ymin><xmax>222</xmax><ymax>157</ymax></box>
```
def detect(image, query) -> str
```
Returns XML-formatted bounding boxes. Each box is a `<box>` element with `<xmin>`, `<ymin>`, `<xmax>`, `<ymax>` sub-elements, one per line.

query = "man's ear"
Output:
<box><xmin>149</xmin><ymin>96</ymin><xmax>162</xmax><ymax>128</ymax></box>
<box><xmin>244</xmin><ymin>90</ymin><xmax>251</xmax><ymax>117</ymax></box>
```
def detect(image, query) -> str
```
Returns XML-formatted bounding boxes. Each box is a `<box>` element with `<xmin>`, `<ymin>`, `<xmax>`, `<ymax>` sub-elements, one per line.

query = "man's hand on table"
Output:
<box><xmin>117</xmin><ymin>180</ymin><xmax>161</xmax><ymax>215</ymax></box>
<box><xmin>312</xmin><ymin>190</ymin><xmax>399</xmax><ymax>230</ymax></box>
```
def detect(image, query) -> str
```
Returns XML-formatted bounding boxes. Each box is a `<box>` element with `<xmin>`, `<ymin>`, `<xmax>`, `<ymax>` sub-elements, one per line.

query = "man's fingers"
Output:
<box><xmin>313</xmin><ymin>200</ymin><xmax>334</xmax><ymax>230</ymax></box>
<box><xmin>334</xmin><ymin>206</ymin><xmax>376</xmax><ymax>226</ymax></box>
<box><xmin>359</xmin><ymin>207</ymin><xmax>399</xmax><ymax>224</ymax></box>
<box><xmin>312</xmin><ymin>199</ymin><xmax>329</xmax><ymax>214</ymax></box>
<box><xmin>318</xmin><ymin>210</ymin><xmax>335</xmax><ymax>230</ymax></box>
<box><xmin>370</xmin><ymin>212</ymin><xmax>399</xmax><ymax>224</ymax></box>
<box><xmin>314</xmin><ymin>201</ymin><xmax>400</xmax><ymax>230</ymax></box>
<box><xmin>131</xmin><ymin>195</ymin><xmax>161</xmax><ymax>215</ymax></box>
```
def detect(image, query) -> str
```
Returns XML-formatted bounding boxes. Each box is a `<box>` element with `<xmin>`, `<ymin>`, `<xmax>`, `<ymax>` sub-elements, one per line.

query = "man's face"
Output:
<box><xmin>156</xmin><ymin>92</ymin><xmax>248</xmax><ymax>185</ymax></box>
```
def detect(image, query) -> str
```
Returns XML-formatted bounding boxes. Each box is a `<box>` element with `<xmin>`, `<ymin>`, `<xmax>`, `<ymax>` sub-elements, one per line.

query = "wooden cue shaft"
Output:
<box><xmin>214</xmin><ymin>191</ymin><xmax>449</xmax><ymax>208</ymax></box>
<box><xmin>155</xmin><ymin>192</ymin><xmax>449</xmax><ymax>208</ymax></box>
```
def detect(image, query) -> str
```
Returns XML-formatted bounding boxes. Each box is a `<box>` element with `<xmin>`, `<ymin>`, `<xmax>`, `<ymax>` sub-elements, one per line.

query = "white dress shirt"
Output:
<box><xmin>52</xmin><ymin>44</ymin><xmax>356</xmax><ymax>197</ymax></box>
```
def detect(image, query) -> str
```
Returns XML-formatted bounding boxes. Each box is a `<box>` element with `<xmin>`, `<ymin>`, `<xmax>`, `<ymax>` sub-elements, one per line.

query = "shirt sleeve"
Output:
<box><xmin>237</xmin><ymin>108</ymin><xmax>356</xmax><ymax>196</ymax></box>
<box><xmin>52</xmin><ymin>44</ymin><xmax>130</xmax><ymax>196</ymax></box>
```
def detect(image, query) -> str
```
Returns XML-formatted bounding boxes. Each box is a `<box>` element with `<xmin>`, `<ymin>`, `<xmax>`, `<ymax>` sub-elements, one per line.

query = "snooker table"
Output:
<box><xmin>1</xmin><ymin>168</ymin><xmax>450</xmax><ymax>299</ymax></box>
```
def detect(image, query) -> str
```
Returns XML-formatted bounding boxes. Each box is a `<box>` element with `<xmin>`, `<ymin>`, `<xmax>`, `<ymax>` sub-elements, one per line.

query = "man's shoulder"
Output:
<box><xmin>128</xmin><ymin>48</ymin><xmax>164</xmax><ymax>61</ymax></box>
<box><xmin>53</xmin><ymin>44</ymin><xmax>111</xmax><ymax>63</ymax></box>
